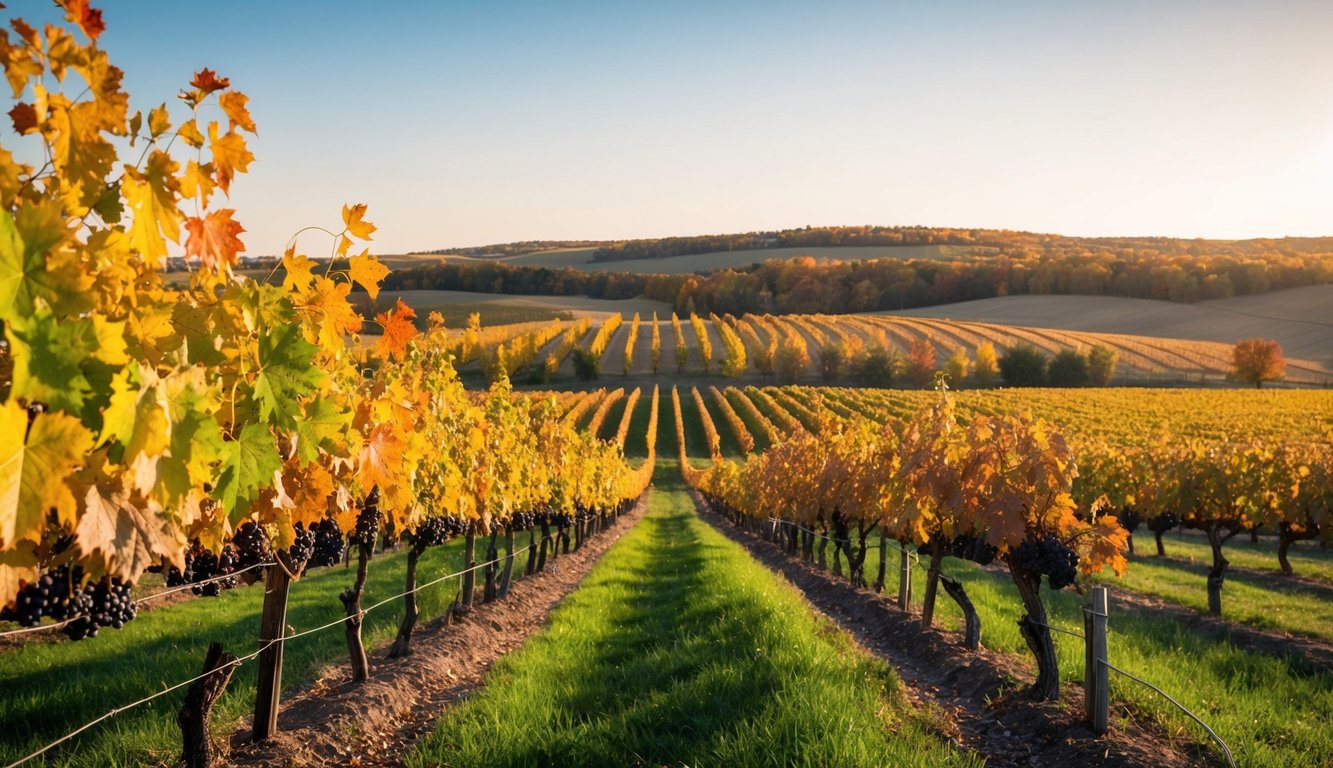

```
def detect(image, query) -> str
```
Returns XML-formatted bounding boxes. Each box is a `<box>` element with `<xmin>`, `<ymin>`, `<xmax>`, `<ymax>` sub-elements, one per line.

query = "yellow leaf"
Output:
<box><xmin>342</xmin><ymin>203</ymin><xmax>376</xmax><ymax>240</ymax></box>
<box><xmin>179</xmin><ymin>160</ymin><xmax>215</xmax><ymax>206</ymax></box>
<box><xmin>122</xmin><ymin>150</ymin><xmax>181</xmax><ymax>263</ymax></box>
<box><xmin>178</xmin><ymin>118</ymin><xmax>205</xmax><ymax>148</ymax></box>
<box><xmin>208</xmin><ymin>121</ymin><xmax>254</xmax><ymax>195</ymax></box>
<box><xmin>282</xmin><ymin>248</ymin><xmax>318</xmax><ymax>292</ymax></box>
<box><xmin>348</xmin><ymin>250</ymin><xmax>389</xmax><ymax>300</ymax></box>
<box><xmin>218</xmin><ymin>90</ymin><xmax>256</xmax><ymax>134</ymax></box>
<box><xmin>0</xmin><ymin>403</ymin><xmax>93</xmax><ymax>548</ymax></box>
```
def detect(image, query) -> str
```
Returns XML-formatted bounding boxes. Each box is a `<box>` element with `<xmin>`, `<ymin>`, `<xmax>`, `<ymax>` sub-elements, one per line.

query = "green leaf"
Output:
<box><xmin>252</xmin><ymin>323</ymin><xmax>323</xmax><ymax>431</ymax></box>
<box><xmin>214</xmin><ymin>422</ymin><xmax>281</xmax><ymax>523</ymax></box>
<box><xmin>0</xmin><ymin>209</ymin><xmax>24</xmax><ymax>321</ymax></box>
<box><xmin>5</xmin><ymin>308</ymin><xmax>96</xmax><ymax>413</ymax></box>
<box><xmin>295</xmin><ymin>396</ymin><xmax>350</xmax><ymax>463</ymax></box>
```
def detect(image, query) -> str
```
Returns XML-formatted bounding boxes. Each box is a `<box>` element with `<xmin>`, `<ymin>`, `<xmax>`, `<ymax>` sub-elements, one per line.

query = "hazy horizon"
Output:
<box><xmin>16</xmin><ymin>0</ymin><xmax>1333</xmax><ymax>255</ymax></box>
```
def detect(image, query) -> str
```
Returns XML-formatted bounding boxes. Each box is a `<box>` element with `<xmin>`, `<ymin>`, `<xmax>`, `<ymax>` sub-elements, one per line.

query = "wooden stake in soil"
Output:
<box><xmin>179</xmin><ymin>642</ymin><xmax>238</xmax><ymax>768</ymax></box>
<box><xmin>1084</xmin><ymin>587</ymin><xmax>1110</xmax><ymax>733</ymax></box>
<box><xmin>252</xmin><ymin>560</ymin><xmax>291</xmax><ymax>741</ymax></box>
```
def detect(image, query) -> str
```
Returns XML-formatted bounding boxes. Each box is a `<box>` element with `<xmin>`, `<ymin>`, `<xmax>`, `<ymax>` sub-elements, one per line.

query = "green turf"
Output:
<box><xmin>406</xmin><ymin>465</ymin><xmax>978</xmax><ymax>768</ymax></box>
<box><xmin>0</xmin><ymin>537</ymin><xmax>508</xmax><ymax>767</ymax></box>
<box><xmin>837</xmin><ymin>536</ymin><xmax>1333</xmax><ymax>768</ymax></box>
<box><xmin>1148</xmin><ymin>530</ymin><xmax>1333</xmax><ymax>584</ymax></box>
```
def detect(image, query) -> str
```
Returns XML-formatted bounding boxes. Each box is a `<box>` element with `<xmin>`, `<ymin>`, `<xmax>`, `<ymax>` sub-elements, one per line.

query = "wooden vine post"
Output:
<box><xmin>252</xmin><ymin>558</ymin><xmax>292</xmax><ymax>741</ymax></box>
<box><xmin>1084</xmin><ymin>586</ymin><xmax>1110</xmax><ymax>734</ymax></box>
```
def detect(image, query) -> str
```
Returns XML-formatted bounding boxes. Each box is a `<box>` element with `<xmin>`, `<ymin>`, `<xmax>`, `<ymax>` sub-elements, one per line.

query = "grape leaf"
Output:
<box><xmin>359</xmin><ymin>422</ymin><xmax>404</xmax><ymax>493</ymax></box>
<box><xmin>214</xmin><ymin>423</ymin><xmax>282</xmax><ymax>522</ymax></box>
<box><xmin>76</xmin><ymin>478</ymin><xmax>184</xmax><ymax>582</ymax></box>
<box><xmin>184</xmin><ymin>208</ymin><xmax>245</xmax><ymax>270</ymax></box>
<box><xmin>122</xmin><ymin>149</ymin><xmax>181</xmax><ymax>263</ymax></box>
<box><xmin>208</xmin><ymin>122</ymin><xmax>253</xmax><ymax>195</ymax></box>
<box><xmin>282</xmin><ymin>249</ymin><xmax>317</xmax><ymax>291</ymax></box>
<box><xmin>218</xmin><ymin>90</ymin><xmax>256</xmax><ymax>134</ymax></box>
<box><xmin>348</xmin><ymin>250</ymin><xmax>389</xmax><ymax>300</ymax></box>
<box><xmin>252</xmin><ymin>323</ymin><xmax>322</xmax><ymax>431</ymax></box>
<box><xmin>0</xmin><ymin>402</ymin><xmax>94</xmax><ymax>548</ymax></box>
<box><xmin>342</xmin><ymin>203</ymin><xmax>376</xmax><ymax>240</ymax></box>
<box><xmin>374</xmin><ymin>298</ymin><xmax>418</xmax><ymax>362</ymax></box>
<box><xmin>297</xmin><ymin>276</ymin><xmax>363</xmax><ymax>354</ymax></box>
<box><xmin>295</xmin><ymin>396</ymin><xmax>350</xmax><ymax>462</ymax></box>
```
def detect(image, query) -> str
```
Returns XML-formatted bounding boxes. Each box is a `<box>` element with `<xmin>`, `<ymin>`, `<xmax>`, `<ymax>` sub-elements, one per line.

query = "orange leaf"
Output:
<box><xmin>342</xmin><ymin>203</ymin><xmax>376</xmax><ymax>241</ymax></box>
<box><xmin>218</xmin><ymin>91</ymin><xmax>256</xmax><ymax>134</ymax></box>
<box><xmin>60</xmin><ymin>0</ymin><xmax>106</xmax><ymax>41</ymax></box>
<box><xmin>374</xmin><ymin>299</ymin><xmax>418</xmax><ymax>362</ymax></box>
<box><xmin>359</xmin><ymin>423</ymin><xmax>404</xmax><ymax>492</ymax></box>
<box><xmin>184</xmin><ymin>209</ymin><xmax>245</xmax><ymax>270</ymax></box>
<box><xmin>349</xmin><ymin>250</ymin><xmax>389</xmax><ymax>300</ymax></box>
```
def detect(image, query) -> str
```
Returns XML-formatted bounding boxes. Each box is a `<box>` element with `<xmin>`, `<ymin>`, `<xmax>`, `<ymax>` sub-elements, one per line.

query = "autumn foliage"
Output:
<box><xmin>1230</xmin><ymin>338</ymin><xmax>1285</xmax><ymax>388</ymax></box>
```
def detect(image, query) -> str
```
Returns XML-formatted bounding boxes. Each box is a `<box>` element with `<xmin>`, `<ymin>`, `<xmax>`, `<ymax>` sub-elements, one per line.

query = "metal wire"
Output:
<box><xmin>3</xmin><ymin>544</ymin><xmax>533</xmax><ymax>768</ymax></box>
<box><xmin>1102</xmin><ymin>660</ymin><xmax>1237</xmax><ymax>768</ymax></box>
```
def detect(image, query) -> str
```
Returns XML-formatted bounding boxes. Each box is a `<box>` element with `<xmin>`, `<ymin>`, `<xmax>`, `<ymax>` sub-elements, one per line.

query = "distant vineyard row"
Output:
<box><xmin>450</xmin><ymin>311</ymin><xmax>1329</xmax><ymax>386</ymax></box>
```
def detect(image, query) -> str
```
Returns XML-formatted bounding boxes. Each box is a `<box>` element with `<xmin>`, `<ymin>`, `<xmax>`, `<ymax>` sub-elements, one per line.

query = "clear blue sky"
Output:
<box><xmin>19</xmin><ymin>0</ymin><xmax>1333</xmax><ymax>254</ymax></box>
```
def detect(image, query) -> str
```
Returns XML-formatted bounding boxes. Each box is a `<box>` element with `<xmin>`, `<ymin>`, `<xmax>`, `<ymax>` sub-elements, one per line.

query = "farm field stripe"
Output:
<box><xmin>406</xmin><ymin>467</ymin><xmax>978</xmax><ymax>768</ymax></box>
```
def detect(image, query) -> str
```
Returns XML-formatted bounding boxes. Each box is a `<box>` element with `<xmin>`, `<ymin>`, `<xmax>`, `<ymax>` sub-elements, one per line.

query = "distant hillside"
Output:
<box><xmin>889</xmin><ymin>285</ymin><xmax>1333</xmax><ymax>369</ymax></box>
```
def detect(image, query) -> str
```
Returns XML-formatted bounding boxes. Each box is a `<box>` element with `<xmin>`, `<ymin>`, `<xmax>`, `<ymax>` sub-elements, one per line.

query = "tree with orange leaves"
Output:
<box><xmin>1231</xmin><ymin>338</ymin><xmax>1285</xmax><ymax>388</ymax></box>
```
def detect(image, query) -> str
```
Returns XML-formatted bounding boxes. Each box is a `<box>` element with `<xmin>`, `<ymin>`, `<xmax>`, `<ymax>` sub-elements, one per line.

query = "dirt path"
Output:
<box><xmin>690</xmin><ymin>495</ymin><xmax>1206</xmax><ymax>768</ymax></box>
<box><xmin>225</xmin><ymin>497</ymin><xmax>648</xmax><ymax>768</ymax></box>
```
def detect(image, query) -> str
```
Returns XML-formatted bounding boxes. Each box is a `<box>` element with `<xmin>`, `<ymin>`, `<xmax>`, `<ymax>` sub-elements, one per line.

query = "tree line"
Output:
<box><xmin>379</xmin><ymin>239</ymin><xmax>1333</xmax><ymax>315</ymax></box>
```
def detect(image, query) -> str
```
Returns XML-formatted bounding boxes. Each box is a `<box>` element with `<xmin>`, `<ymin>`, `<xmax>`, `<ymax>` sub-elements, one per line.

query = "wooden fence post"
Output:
<box><xmin>1084</xmin><ymin>586</ymin><xmax>1109</xmax><ymax>734</ymax></box>
<box><xmin>252</xmin><ymin>560</ymin><xmax>292</xmax><ymax>742</ymax></box>
<box><xmin>897</xmin><ymin>546</ymin><xmax>912</xmax><ymax>610</ymax></box>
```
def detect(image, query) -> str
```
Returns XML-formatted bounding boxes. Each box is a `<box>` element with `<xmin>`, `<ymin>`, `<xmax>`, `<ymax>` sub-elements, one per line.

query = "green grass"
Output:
<box><xmin>407</xmin><ymin>466</ymin><xmax>977</xmax><ymax>768</ymax></box>
<box><xmin>1150</xmin><ymin>531</ymin><xmax>1333</xmax><ymax>584</ymax></box>
<box><xmin>1094</xmin><ymin>550</ymin><xmax>1333</xmax><ymax>641</ymax></box>
<box><xmin>0</xmin><ymin>537</ymin><xmax>509</xmax><ymax>767</ymax></box>
<box><xmin>849</xmin><ymin>537</ymin><xmax>1333</xmax><ymax>768</ymax></box>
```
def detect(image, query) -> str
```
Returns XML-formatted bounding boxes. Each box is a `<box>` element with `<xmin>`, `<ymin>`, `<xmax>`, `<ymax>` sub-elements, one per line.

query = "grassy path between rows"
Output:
<box><xmin>841</xmin><ymin>536</ymin><xmax>1332</xmax><ymax>768</ymax></box>
<box><xmin>0</xmin><ymin>536</ymin><xmax>490</xmax><ymax>767</ymax></box>
<box><xmin>408</xmin><ymin>466</ymin><xmax>978</xmax><ymax>768</ymax></box>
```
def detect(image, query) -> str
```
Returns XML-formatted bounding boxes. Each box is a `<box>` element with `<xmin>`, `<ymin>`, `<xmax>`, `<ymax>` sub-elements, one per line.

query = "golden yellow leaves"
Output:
<box><xmin>349</xmin><ymin>252</ymin><xmax>389</xmax><ymax>300</ymax></box>
<box><xmin>122</xmin><ymin>150</ymin><xmax>181</xmax><ymax>265</ymax></box>
<box><xmin>0</xmin><ymin>402</ymin><xmax>94</xmax><ymax>550</ymax></box>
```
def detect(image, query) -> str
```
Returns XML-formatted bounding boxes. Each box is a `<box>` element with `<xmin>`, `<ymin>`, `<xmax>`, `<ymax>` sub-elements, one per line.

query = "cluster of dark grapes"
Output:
<box><xmin>288</xmin><ymin>523</ymin><xmax>316</xmax><ymax>566</ymax></box>
<box><xmin>350</xmin><ymin>491</ymin><xmax>382</xmax><ymax>547</ymax></box>
<box><xmin>1</xmin><ymin>566</ymin><xmax>137</xmax><ymax>640</ymax></box>
<box><xmin>307</xmin><ymin>518</ymin><xmax>346</xmax><ymax>570</ymax></box>
<box><xmin>61</xmin><ymin>578</ymin><xmax>136</xmax><ymax>640</ymax></box>
<box><xmin>231</xmin><ymin>521</ymin><xmax>272</xmax><ymax>569</ymax></box>
<box><xmin>510</xmin><ymin>511</ymin><xmax>535</xmax><ymax>531</ymax></box>
<box><xmin>411</xmin><ymin>516</ymin><xmax>463</xmax><ymax>548</ymax></box>
<box><xmin>549</xmin><ymin>511</ymin><xmax>572</xmax><ymax>529</ymax></box>
<box><xmin>166</xmin><ymin>542</ymin><xmax>239</xmax><ymax>596</ymax></box>
<box><xmin>1011</xmin><ymin>537</ymin><xmax>1080</xmax><ymax>590</ymax></box>
<box><xmin>4</xmin><ymin>567</ymin><xmax>76</xmax><ymax>627</ymax></box>
<box><xmin>945</xmin><ymin>535</ymin><xmax>997</xmax><ymax>566</ymax></box>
